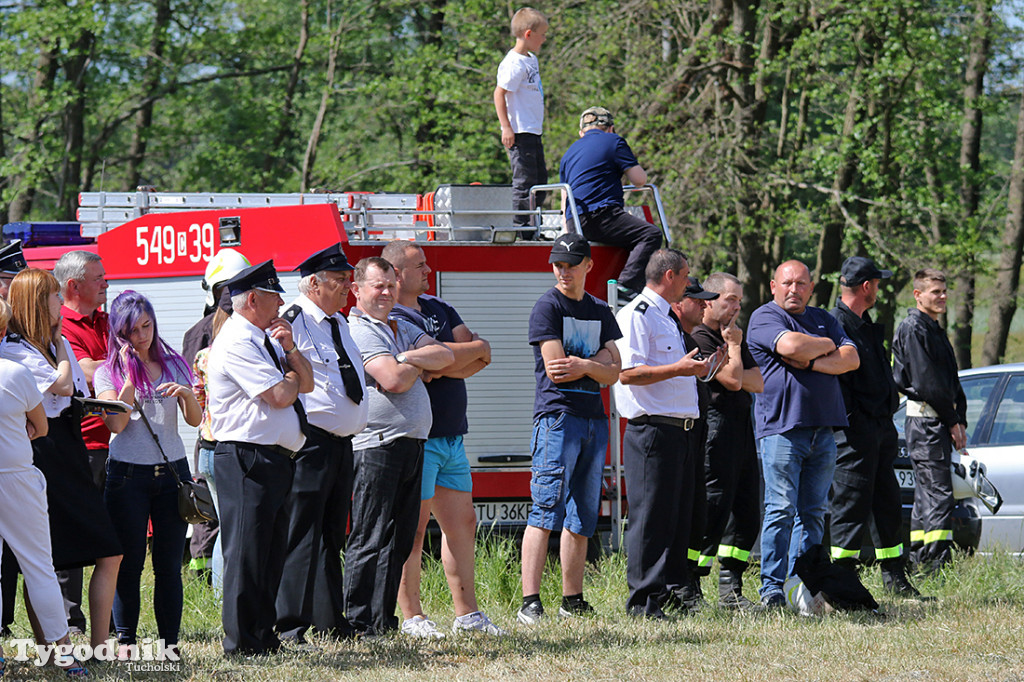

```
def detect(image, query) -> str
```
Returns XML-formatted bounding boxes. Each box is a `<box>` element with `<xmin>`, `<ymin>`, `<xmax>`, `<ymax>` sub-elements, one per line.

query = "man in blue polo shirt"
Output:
<box><xmin>747</xmin><ymin>260</ymin><xmax>859</xmax><ymax>608</ymax></box>
<box><xmin>559</xmin><ymin>106</ymin><xmax>662</xmax><ymax>299</ymax></box>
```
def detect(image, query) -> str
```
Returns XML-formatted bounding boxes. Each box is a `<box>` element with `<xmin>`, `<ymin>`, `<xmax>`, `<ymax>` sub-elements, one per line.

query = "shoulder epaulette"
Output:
<box><xmin>4</xmin><ymin>332</ymin><xmax>22</xmax><ymax>342</ymax></box>
<box><xmin>282</xmin><ymin>304</ymin><xmax>302</xmax><ymax>323</ymax></box>
<box><xmin>634</xmin><ymin>301</ymin><xmax>650</xmax><ymax>314</ymax></box>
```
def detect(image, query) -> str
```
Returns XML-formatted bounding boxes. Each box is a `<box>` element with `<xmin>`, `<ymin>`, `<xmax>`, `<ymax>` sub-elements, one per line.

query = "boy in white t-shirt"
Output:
<box><xmin>493</xmin><ymin>7</ymin><xmax>548</xmax><ymax>237</ymax></box>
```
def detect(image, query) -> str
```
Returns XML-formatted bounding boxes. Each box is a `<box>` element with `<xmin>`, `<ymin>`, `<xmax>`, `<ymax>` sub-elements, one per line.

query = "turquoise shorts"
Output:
<box><xmin>421</xmin><ymin>435</ymin><xmax>473</xmax><ymax>500</ymax></box>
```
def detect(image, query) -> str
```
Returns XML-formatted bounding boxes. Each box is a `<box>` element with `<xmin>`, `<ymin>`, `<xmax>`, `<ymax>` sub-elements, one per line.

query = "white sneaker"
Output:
<box><xmin>452</xmin><ymin>610</ymin><xmax>507</xmax><ymax>636</ymax></box>
<box><xmin>401</xmin><ymin>615</ymin><xmax>446</xmax><ymax>639</ymax></box>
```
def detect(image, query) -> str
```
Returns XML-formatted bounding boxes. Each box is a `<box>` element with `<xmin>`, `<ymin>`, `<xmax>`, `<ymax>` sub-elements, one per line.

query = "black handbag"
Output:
<box><xmin>134</xmin><ymin>400</ymin><xmax>217</xmax><ymax>524</ymax></box>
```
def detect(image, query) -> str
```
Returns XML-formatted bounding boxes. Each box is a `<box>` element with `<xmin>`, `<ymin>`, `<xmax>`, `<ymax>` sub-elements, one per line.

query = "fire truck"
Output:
<box><xmin>11</xmin><ymin>183</ymin><xmax>669</xmax><ymax>549</ymax></box>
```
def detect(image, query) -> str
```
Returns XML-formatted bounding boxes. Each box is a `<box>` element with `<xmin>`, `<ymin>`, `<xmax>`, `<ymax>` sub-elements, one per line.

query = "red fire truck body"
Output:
<box><xmin>20</xmin><ymin>193</ymin><xmax>637</xmax><ymax>535</ymax></box>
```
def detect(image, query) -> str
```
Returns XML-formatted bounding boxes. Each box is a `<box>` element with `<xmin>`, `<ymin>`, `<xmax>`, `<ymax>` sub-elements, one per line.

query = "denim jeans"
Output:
<box><xmin>196</xmin><ymin>447</ymin><xmax>223</xmax><ymax>591</ymax></box>
<box><xmin>104</xmin><ymin>458</ymin><xmax>190</xmax><ymax>645</ymax></box>
<box><xmin>758</xmin><ymin>427</ymin><xmax>836</xmax><ymax>598</ymax></box>
<box><xmin>527</xmin><ymin>413</ymin><xmax>607</xmax><ymax>537</ymax></box>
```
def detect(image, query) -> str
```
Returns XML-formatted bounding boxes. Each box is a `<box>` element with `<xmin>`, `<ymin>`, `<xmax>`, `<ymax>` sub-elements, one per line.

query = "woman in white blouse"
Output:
<box><xmin>0</xmin><ymin>296</ymin><xmax>86</xmax><ymax>676</ymax></box>
<box><xmin>1</xmin><ymin>269</ymin><xmax>122</xmax><ymax>652</ymax></box>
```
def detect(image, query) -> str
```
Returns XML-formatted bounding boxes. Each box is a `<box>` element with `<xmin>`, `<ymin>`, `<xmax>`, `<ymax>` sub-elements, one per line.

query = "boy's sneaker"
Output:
<box><xmin>517</xmin><ymin>600</ymin><xmax>545</xmax><ymax>625</ymax></box>
<box><xmin>761</xmin><ymin>592</ymin><xmax>786</xmax><ymax>610</ymax></box>
<box><xmin>558</xmin><ymin>597</ymin><xmax>595</xmax><ymax>618</ymax></box>
<box><xmin>452</xmin><ymin>611</ymin><xmax>507</xmax><ymax>636</ymax></box>
<box><xmin>401</xmin><ymin>615</ymin><xmax>446</xmax><ymax>639</ymax></box>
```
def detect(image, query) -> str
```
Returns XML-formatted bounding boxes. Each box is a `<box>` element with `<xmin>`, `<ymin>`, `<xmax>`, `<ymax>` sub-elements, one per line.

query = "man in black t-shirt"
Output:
<box><xmin>690</xmin><ymin>273</ymin><xmax>764</xmax><ymax>610</ymax></box>
<box><xmin>517</xmin><ymin>234</ymin><xmax>622</xmax><ymax>625</ymax></box>
<box><xmin>382</xmin><ymin>240</ymin><xmax>503</xmax><ymax>638</ymax></box>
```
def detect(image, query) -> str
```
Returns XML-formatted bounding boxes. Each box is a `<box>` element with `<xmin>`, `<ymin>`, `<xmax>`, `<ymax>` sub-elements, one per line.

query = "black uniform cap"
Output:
<box><xmin>295</xmin><ymin>243</ymin><xmax>354</xmax><ymax>278</ymax></box>
<box><xmin>684</xmin><ymin>276</ymin><xmax>719</xmax><ymax>300</ymax></box>
<box><xmin>223</xmin><ymin>260</ymin><xmax>285</xmax><ymax>297</ymax></box>
<box><xmin>840</xmin><ymin>256</ymin><xmax>892</xmax><ymax>287</ymax></box>
<box><xmin>0</xmin><ymin>240</ymin><xmax>27</xmax><ymax>276</ymax></box>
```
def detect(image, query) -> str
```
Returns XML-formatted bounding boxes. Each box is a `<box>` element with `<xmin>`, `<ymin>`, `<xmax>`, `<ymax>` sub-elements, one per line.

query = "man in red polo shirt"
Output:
<box><xmin>52</xmin><ymin>250</ymin><xmax>110</xmax><ymax>636</ymax></box>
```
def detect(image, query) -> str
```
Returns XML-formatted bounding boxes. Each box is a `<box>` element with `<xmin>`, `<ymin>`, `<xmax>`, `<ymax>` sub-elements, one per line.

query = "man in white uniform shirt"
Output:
<box><xmin>614</xmin><ymin>249</ymin><xmax>720</xmax><ymax>619</ymax></box>
<box><xmin>275</xmin><ymin>244</ymin><xmax>368</xmax><ymax>643</ymax></box>
<box><xmin>208</xmin><ymin>260</ymin><xmax>314</xmax><ymax>656</ymax></box>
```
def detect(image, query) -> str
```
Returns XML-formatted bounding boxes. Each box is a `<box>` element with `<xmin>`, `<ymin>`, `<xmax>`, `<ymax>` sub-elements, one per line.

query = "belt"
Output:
<box><xmin>309</xmin><ymin>425</ymin><xmax>353</xmax><ymax>444</ymax></box>
<box><xmin>222</xmin><ymin>441</ymin><xmax>298</xmax><ymax>460</ymax></box>
<box><xmin>628</xmin><ymin>415</ymin><xmax>696</xmax><ymax>431</ymax></box>
<box><xmin>906</xmin><ymin>400</ymin><xmax>940</xmax><ymax>418</ymax></box>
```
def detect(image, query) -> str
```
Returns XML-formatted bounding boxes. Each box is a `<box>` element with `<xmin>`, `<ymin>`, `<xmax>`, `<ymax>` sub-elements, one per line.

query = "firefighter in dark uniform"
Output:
<box><xmin>690</xmin><ymin>272</ymin><xmax>764</xmax><ymax>610</ymax></box>
<box><xmin>830</xmin><ymin>257</ymin><xmax>921</xmax><ymax>597</ymax></box>
<box><xmin>892</xmin><ymin>267</ymin><xmax>966</xmax><ymax>575</ymax></box>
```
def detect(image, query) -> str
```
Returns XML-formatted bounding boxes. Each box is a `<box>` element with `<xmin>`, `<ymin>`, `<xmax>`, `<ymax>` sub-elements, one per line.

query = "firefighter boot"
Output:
<box><xmin>881</xmin><ymin>561</ymin><xmax>926</xmax><ymax>600</ymax></box>
<box><xmin>671</xmin><ymin>576</ymin><xmax>706</xmax><ymax>615</ymax></box>
<box><xmin>718</xmin><ymin>568</ymin><xmax>763</xmax><ymax>611</ymax></box>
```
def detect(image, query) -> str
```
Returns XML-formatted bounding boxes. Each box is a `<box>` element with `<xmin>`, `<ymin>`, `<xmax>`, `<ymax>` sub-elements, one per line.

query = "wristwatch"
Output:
<box><xmin>396</xmin><ymin>353</ymin><xmax>408</xmax><ymax>364</ymax></box>
<box><xmin>284</xmin><ymin>345</ymin><xmax>298</xmax><ymax>355</ymax></box>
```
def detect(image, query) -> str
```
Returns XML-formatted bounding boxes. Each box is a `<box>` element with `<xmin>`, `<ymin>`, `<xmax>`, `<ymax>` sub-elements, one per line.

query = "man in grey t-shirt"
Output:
<box><xmin>344</xmin><ymin>257</ymin><xmax>453</xmax><ymax>636</ymax></box>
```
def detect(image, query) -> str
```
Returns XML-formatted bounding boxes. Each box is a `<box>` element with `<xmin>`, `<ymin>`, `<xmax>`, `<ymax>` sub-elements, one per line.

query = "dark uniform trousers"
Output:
<box><xmin>275</xmin><ymin>427</ymin><xmax>354</xmax><ymax>640</ymax></box>
<box><xmin>215</xmin><ymin>441</ymin><xmax>295</xmax><ymax>655</ymax></box>
<box><xmin>623</xmin><ymin>420</ymin><xmax>695</xmax><ymax>617</ymax></box>
<box><xmin>578</xmin><ymin>207</ymin><xmax>663</xmax><ymax>294</ymax></box>
<box><xmin>685</xmin><ymin>419</ymin><xmax>707</xmax><ymax>586</ymax></box>
<box><xmin>697</xmin><ymin>408</ymin><xmax>761</xmax><ymax>575</ymax></box>
<box><xmin>829</xmin><ymin>412</ymin><xmax>904</xmax><ymax>565</ymax></box>
<box><xmin>905</xmin><ymin>416</ymin><xmax>954</xmax><ymax>567</ymax></box>
<box><xmin>343</xmin><ymin>437</ymin><xmax>424</xmax><ymax>635</ymax></box>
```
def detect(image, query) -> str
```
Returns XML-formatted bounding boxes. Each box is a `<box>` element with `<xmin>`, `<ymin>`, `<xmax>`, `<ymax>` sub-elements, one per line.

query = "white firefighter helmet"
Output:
<box><xmin>951</xmin><ymin>451</ymin><xmax>1003</xmax><ymax>513</ymax></box>
<box><xmin>203</xmin><ymin>249</ymin><xmax>251</xmax><ymax>307</ymax></box>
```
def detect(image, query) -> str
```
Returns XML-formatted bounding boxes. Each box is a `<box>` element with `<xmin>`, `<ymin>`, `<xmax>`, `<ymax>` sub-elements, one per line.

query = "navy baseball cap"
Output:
<box><xmin>684</xmin><ymin>276</ymin><xmax>719</xmax><ymax>300</ymax></box>
<box><xmin>223</xmin><ymin>260</ymin><xmax>285</xmax><ymax>297</ymax></box>
<box><xmin>0</xmin><ymin>240</ymin><xmax>27</xmax><ymax>276</ymax></box>
<box><xmin>549</xmin><ymin>233</ymin><xmax>591</xmax><ymax>265</ymax></box>
<box><xmin>295</xmin><ymin>243</ymin><xmax>354</xmax><ymax>278</ymax></box>
<box><xmin>840</xmin><ymin>256</ymin><xmax>892</xmax><ymax>287</ymax></box>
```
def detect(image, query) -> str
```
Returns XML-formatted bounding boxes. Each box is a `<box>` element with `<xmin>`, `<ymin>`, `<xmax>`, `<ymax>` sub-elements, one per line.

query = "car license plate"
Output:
<box><xmin>474</xmin><ymin>501</ymin><xmax>530</xmax><ymax>526</ymax></box>
<box><xmin>896</xmin><ymin>469</ymin><xmax>916</xmax><ymax>489</ymax></box>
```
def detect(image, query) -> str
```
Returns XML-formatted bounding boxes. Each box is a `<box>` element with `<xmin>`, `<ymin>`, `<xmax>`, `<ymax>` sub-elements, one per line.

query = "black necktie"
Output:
<box><xmin>263</xmin><ymin>335</ymin><xmax>310</xmax><ymax>436</ymax></box>
<box><xmin>327</xmin><ymin>317</ymin><xmax>364</xmax><ymax>405</ymax></box>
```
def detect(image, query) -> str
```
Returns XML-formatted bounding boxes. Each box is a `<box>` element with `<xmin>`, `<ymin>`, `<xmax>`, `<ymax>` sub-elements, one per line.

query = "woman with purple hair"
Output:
<box><xmin>94</xmin><ymin>291</ymin><xmax>201</xmax><ymax>658</ymax></box>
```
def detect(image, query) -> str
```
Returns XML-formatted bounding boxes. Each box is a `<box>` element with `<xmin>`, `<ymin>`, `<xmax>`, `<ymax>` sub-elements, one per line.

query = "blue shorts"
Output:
<box><xmin>527</xmin><ymin>412</ymin><xmax>608</xmax><ymax>536</ymax></box>
<box><xmin>421</xmin><ymin>435</ymin><xmax>473</xmax><ymax>500</ymax></box>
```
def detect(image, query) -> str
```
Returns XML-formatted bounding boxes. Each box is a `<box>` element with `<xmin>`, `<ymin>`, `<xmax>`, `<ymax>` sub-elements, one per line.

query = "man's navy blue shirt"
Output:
<box><xmin>390</xmin><ymin>295</ymin><xmax>468</xmax><ymax>438</ymax></box>
<box><xmin>747</xmin><ymin>301</ymin><xmax>855</xmax><ymax>439</ymax></box>
<box><xmin>559</xmin><ymin>129</ymin><xmax>640</xmax><ymax>215</ymax></box>
<box><xmin>528</xmin><ymin>287</ymin><xmax>621</xmax><ymax>421</ymax></box>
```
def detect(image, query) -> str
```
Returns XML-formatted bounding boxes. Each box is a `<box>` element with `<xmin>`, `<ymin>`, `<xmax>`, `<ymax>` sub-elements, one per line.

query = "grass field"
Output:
<box><xmin>4</xmin><ymin>538</ymin><xmax>1024</xmax><ymax>681</ymax></box>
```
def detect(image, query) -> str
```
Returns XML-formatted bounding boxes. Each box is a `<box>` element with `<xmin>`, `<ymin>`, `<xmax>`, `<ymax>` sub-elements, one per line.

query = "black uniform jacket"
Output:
<box><xmin>830</xmin><ymin>301</ymin><xmax>899</xmax><ymax>419</ymax></box>
<box><xmin>892</xmin><ymin>308</ymin><xmax>967</xmax><ymax>429</ymax></box>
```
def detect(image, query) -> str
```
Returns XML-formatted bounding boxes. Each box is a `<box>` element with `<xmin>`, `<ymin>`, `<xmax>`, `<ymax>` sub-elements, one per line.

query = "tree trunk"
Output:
<box><xmin>981</xmin><ymin>86</ymin><xmax>1024</xmax><ymax>365</ymax></box>
<box><xmin>812</xmin><ymin>29</ymin><xmax>868</xmax><ymax>308</ymax></box>
<box><xmin>58</xmin><ymin>30</ymin><xmax>96</xmax><ymax>220</ymax></box>
<box><xmin>301</xmin><ymin>12</ymin><xmax>345</xmax><ymax>191</ymax></box>
<box><xmin>125</xmin><ymin>0</ymin><xmax>172</xmax><ymax>190</ymax></box>
<box><xmin>952</xmin><ymin>0</ymin><xmax>992</xmax><ymax>369</ymax></box>
<box><xmin>264</xmin><ymin>0</ymin><xmax>309</xmax><ymax>176</ymax></box>
<box><xmin>6</xmin><ymin>45</ymin><xmax>58</xmax><ymax>222</ymax></box>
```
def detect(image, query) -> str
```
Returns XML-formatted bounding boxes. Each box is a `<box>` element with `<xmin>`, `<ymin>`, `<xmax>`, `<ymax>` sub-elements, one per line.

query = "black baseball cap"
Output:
<box><xmin>223</xmin><ymin>260</ymin><xmax>286</xmax><ymax>297</ymax></box>
<box><xmin>0</xmin><ymin>240</ymin><xmax>27</xmax><ymax>276</ymax></box>
<box><xmin>684</xmin><ymin>276</ymin><xmax>719</xmax><ymax>300</ymax></box>
<box><xmin>295</xmin><ymin>243</ymin><xmax>354</xmax><ymax>278</ymax></box>
<box><xmin>840</xmin><ymin>256</ymin><xmax>892</xmax><ymax>287</ymax></box>
<box><xmin>549</xmin><ymin>233</ymin><xmax>591</xmax><ymax>265</ymax></box>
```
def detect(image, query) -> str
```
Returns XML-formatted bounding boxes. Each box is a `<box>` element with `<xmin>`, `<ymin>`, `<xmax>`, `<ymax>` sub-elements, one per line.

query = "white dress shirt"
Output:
<box><xmin>207</xmin><ymin>313</ymin><xmax>306</xmax><ymax>453</ymax></box>
<box><xmin>613</xmin><ymin>287</ymin><xmax>699</xmax><ymax>420</ymax></box>
<box><xmin>0</xmin><ymin>337</ymin><xmax>89</xmax><ymax>418</ymax></box>
<box><xmin>288</xmin><ymin>295</ymin><xmax>368</xmax><ymax>438</ymax></box>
